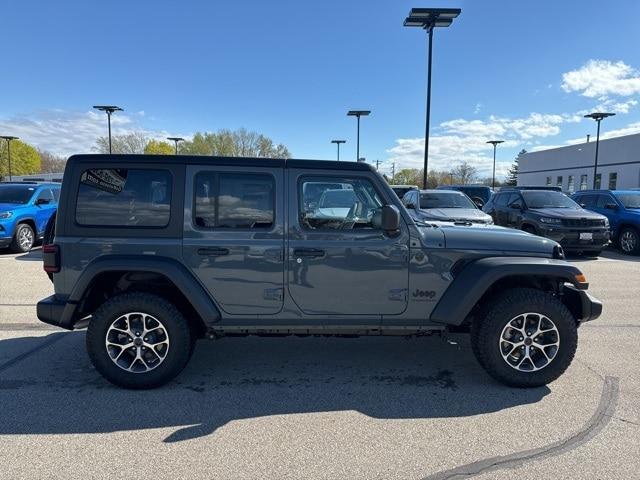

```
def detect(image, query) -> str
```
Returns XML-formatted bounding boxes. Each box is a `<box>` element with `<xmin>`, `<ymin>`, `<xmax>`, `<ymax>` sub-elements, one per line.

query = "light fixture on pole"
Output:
<box><xmin>167</xmin><ymin>137</ymin><xmax>185</xmax><ymax>155</ymax></box>
<box><xmin>0</xmin><ymin>135</ymin><xmax>19</xmax><ymax>181</ymax></box>
<box><xmin>404</xmin><ymin>7</ymin><xmax>461</xmax><ymax>188</ymax></box>
<box><xmin>331</xmin><ymin>139</ymin><xmax>346</xmax><ymax>161</ymax></box>
<box><xmin>584</xmin><ymin>112</ymin><xmax>615</xmax><ymax>189</ymax></box>
<box><xmin>93</xmin><ymin>105</ymin><xmax>123</xmax><ymax>154</ymax></box>
<box><xmin>347</xmin><ymin>110</ymin><xmax>370</xmax><ymax>161</ymax></box>
<box><xmin>486</xmin><ymin>140</ymin><xmax>504</xmax><ymax>189</ymax></box>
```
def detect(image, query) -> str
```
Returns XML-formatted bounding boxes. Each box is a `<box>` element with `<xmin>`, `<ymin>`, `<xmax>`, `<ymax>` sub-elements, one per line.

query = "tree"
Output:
<box><xmin>144</xmin><ymin>139</ymin><xmax>175</xmax><ymax>155</ymax></box>
<box><xmin>0</xmin><ymin>140</ymin><xmax>41</xmax><ymax>179</ymax></box>
<box><xmin>505</xmin><ymin>149</ymin><xmax>526</xmax><ymax>186</ymax></box>
<box><xmin>451</xmin><ymin>161</ymin><xmax>478</xmax><ymax>185</ymax></box>
<box><xmin>39</xmin><ymin>150</ymin><xmax>67</xmax><ymax>173</ymax></box>
<box><xmin>393</xmin><ymin>168</ymin><xmax>423</xmax><ymax>187</ymax></box>
<box><xmin>180</xmin><ymin>128</ymin><xmax>291</xmax><ymax>158</ymax></box>
<box><xmin>95</xmin><ymin>132</ymin><xmax>148</xmax><ymax>154</ymax></box>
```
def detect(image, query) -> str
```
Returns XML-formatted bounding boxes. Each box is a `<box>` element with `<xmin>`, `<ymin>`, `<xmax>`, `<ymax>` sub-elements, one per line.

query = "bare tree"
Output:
<box><xmin>451</xmin><ymin>161</ymin><xmax>478</xmax><ymax>185</ymax></box>
<box><xmin>94</xmin><ymin>132</ymin><xmax>148</xmax><ymax>154</ymax></box>
<box><xmin>38</xmin><ymin>150</ymin><xmax>67</xmax><ymax>173</ymax></box>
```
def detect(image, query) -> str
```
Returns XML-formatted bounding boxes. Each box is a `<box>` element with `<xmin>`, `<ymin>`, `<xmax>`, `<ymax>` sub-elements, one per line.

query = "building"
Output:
<box><xmin>518</xmin><ymin>133</ymin><xmax>640</xmax><ymax>192</ymax></box>
<box><xmin>9</xmin><ymin>172</ymin><xmax>64</xmax><ymax>183</ymax></box>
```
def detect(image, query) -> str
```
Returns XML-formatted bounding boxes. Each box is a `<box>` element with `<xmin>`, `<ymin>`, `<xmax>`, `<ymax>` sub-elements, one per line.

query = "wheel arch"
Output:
<box><xmin>430</xmin><ymin>257</ymin><xmax>585</xmax><ymax>326</ymax></box>
<box><xmin>68</xmin><ymin>255</ymin><xmax>221</xmax><ymax>334</ymax></box>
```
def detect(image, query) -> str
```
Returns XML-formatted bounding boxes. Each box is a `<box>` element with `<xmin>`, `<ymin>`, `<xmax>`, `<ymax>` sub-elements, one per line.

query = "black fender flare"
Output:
<box><xmin>66</xmin><ymin>255</ymin><xmax>221</xmax><ymax>328</ymax></box>
<box><xmin>429</xmin><ymin>256</ymin><xmax>585</xmax><ymax>326</ymax></box>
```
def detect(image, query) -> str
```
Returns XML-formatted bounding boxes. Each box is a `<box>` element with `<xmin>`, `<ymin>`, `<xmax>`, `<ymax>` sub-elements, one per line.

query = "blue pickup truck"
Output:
<box><xmin>0</xmin><ymin>182</ymin><xmax>60</xmax><ymax>252</ymax></box>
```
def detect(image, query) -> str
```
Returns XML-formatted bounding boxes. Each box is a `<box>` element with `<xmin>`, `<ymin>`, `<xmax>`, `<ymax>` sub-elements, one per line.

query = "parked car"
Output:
<box><xmin>38</xmin><ymin>155</ymin><xmax>601</xmax><ymax>389</ymax></box>
<box><xmin>572</xmin><ymin>189</ymin><xmax>640</xmax><ymax>254</ymax></box>
<box><xmin>437</xmin><ymin>185</ymin><xmax>493</xmax><ymax>208</ymax></box>
<box><xmin>483</xmin><ymin>188</ymin><xmax>610</xmax><ymax>255</ymax></box>
<box><xmin>390</xmin><ymin>184</ymin><xmax>418</xmax><ymax>200</ymax></box>
<box><xmin>0</xmin><ymin>181</ymin><xmax>60</xmax><ymax>252</ymax></box>
<box><xmin>402</xmin><ymin>189</ymin><xmax>493</xmax><ymax>224</ymax></box>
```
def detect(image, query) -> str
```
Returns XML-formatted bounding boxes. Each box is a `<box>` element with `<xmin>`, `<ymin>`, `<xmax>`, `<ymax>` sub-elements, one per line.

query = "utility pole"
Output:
<box><xmin>391</xmin><ymin>162</ymin><xmax>396</xmax><ymax>183</ymax></box>
<box><xmin>0</xmin><ymin>136</ymin><xmax>19</xmax><ymax>181</ymax></box>
<box><xmin>375</xmin><ymin>159</ymin><xmax>380</xmax><ymax>170</ymax></box>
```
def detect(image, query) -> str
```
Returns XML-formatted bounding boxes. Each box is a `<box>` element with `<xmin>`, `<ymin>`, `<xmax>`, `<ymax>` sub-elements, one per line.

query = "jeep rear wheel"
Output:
<box><xmin>471</xmin><ymin>288</ymin><xmax>577</xmax><ymax>388</ymax></box>
<box><xmin>86</xmin><ymin>292</ymin><xmax>194</xmax><ymax>389</ymax></box>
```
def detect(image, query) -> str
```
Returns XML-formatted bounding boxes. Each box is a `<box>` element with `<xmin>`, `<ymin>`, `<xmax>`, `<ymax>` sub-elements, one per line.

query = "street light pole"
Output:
<box><xmin>167</xmin><ymin>137</ymin><xmax>185</xmax><ymax>155</ymax></box>
<box><xmin>331</xmin><ymin>140</ymin><xmax>346</xmax><ymax>161</ymax></box>
<box><xmin>0</xmin><ymin>136</ymin><xmax>19</xmax><ymax>181</ymax></box>
<box><xmin>347</xmin><ymin>110</ymin><xmax>370</xmax><ymax>161</ymax></box>
<box><xmin>93</xmin><ymin>105</ymin><xmax>123</xmax><ymax>154</ymax></box>
<box><xmin>584</xmin><ymin>112</ymin><xmax>615</xmax><ymax>189</ymax></box>
<box><xmin>404</xmin><ymin>7</ymin><xmax>461</xmax><ymax>189</ymax></box>
<box><xmin>486</xmin><ymin>140</ymin><xmax>504</xmax><ymax>189</ymax></box>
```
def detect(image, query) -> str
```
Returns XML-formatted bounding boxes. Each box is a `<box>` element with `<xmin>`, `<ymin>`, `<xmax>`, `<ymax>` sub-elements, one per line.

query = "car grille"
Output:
<box><xmin>562</xmin><ymin>218</ymin><xmax>605</xmax><ymax>228</ymax></box>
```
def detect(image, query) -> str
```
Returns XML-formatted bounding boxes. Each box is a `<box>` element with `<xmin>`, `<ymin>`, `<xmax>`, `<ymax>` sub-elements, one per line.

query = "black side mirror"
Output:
<box><xmin>605</xmin><ymin>203</ymin><xmax>618</xmax><ymax>210</ymax></box>
<box><xmin>381</xmin><ymin>205</ymin><xmax>401</xmax><ymax>232</ymax></box>
<box><xmin>509</xmin><ymin>202</ymin><xmax>523</xmax><ymax>210</ymax></box>
<box><xmin>405</xmin><ymin>202</ymin><xmax>416</xmax><ymax>209</ymax></box>
<box><xmin>35</xmin><ymin>198</ymin><xmax>51</xmax><ymax>206</ymax></box>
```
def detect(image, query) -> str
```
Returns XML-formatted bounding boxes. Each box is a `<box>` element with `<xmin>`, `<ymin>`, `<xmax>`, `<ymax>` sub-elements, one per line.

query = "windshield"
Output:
<box><xmin>420</xmin><ymin>192</ymin><xmax>475</xmax><ymax>209</ymax></box>
<box><xmin>0</xmin><ymin>185</ymin><xmax>35</xmax><ymax>204</ymax></box>
<box><xmin>522</xmin><ymin>191</ymin><xmax>580</xmax><ymax>209</ymax></box>
<box><xmin>616</xmin><ymin>193</ymin><xmax>640</xmax><ymax>209</ymax></box>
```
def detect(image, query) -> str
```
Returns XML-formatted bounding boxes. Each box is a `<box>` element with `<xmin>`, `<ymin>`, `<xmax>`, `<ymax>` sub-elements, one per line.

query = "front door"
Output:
<box><xmin>287</xmin><ymin>170</ymin><xmax>409</xmax><ymax>316</ymax></box>
<box><xmin>182</xmin><ymin>165</ymin><xmax>285</xmax><ymax>316</ymax></box>
<box><xmin>33</xmin><ymin>188</ymin><xmax>57</xmax><ymax>235</ymax></box>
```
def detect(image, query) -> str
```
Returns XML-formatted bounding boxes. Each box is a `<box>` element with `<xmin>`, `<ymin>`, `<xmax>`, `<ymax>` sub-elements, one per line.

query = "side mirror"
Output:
<box><xmin>405</xmin><ymin>202</ymin><xmax>416</xmax><ymax>209</ymax></box>
<box><xmin>381</xmin><ymin>205</ymin><xmax>401</xmax><ymax>232</ymax></box>
<box><xmin>605</xmin><ymin>203</ymin><xmax>618</xmax><ymax>210</ymax></box>
<box><xmin>509</xmin><ymin>202</ymin><xmax>523</xmax><ymax>210</ymax></box>
<box><xmin>35</xmin><ymin>198</ymin><xmax>51</xmax><ymax>206</ymax></box>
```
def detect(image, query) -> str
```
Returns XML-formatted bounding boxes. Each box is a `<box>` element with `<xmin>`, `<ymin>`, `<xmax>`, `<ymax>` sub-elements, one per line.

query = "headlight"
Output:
<box><xmin>602</xmin><ymin>217</ymin><xmax>609</xmax><ymax>227</ymax></box>
<box><xmin>539</xmin><ymin>216</ymin><xmax>561</xmax><ymax>224</ymax></box>
<box><xmin>0</xmin><ymin>211</ymin><xmax>13</xmax><ymax>219</ymax></box>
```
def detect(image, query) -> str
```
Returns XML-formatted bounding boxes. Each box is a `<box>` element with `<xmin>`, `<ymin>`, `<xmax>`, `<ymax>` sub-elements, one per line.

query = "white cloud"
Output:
<box><xmin>0</xmin><ymin>110</ymin><xmax>186</xmax><ymax>157</ymax></box>
<box><xmin>473</xmin><ymin>103</ymin><xmax>482</xmax><ymax>114</ymax></box>
<box><xmin>561</xmin><ymin>60</ymin><xmax>640</xmax><ymax>98</ymax></box>
<box><xmin>565</xmin><ymin>121</ymin><xmax>640</xmax><ymax>145</ymax></box>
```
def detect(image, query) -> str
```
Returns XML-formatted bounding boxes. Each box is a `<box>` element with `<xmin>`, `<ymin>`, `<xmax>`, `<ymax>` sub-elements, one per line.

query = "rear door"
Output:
<box><xmin>287</xmin><ymin>169</ymin><xmax>409</xmax><ymax>316</ymax></box>
<box><xmin>182</xmin><ymin>165</ymin><xmax>285</xmax><ymax>316</ymax></box>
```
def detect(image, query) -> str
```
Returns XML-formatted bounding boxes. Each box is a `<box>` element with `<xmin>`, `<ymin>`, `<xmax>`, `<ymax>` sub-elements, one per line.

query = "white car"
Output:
<box><xmin>402</xmin><ymin>189</ymin><xmax>493</xmax><ymax>224</ymax></box>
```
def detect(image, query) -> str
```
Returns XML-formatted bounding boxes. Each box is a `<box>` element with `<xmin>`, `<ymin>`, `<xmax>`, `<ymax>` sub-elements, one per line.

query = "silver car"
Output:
<box><xmin>402</xmin><ymin>189</ymin><xmax>493</xmax><ymax>224</ymax></box>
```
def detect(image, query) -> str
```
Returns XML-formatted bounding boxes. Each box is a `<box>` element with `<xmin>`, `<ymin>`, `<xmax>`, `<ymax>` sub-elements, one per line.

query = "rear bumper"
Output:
<box><xmin>37</xmin><ymin>295</ymin><xmax>77</xmax><ymax>330</ymax></box>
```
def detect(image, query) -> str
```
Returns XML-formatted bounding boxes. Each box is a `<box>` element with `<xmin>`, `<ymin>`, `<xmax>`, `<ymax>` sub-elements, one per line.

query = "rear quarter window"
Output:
<box><xmin>75</xmin><ymin>169</ymin><xmax>172</xmax><ymax>227</ymax></box>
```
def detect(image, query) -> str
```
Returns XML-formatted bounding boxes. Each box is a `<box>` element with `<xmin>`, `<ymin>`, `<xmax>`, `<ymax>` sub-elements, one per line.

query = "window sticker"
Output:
<box><xmin>80</xmin><ymin>169</ymin><xmax>128</xmax><ymax>194</ymax></box>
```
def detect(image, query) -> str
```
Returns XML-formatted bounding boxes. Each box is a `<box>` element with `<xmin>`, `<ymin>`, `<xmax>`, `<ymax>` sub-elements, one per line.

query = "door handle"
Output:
<box><xmin>197</xmin><ymin>247</ymin><xmax>230</xmax><ymax>256</ymax></box>
<box><xmin>293</xmin><ymin>248</ymin><xmax>325</xmax><ymax>258</ymax></box>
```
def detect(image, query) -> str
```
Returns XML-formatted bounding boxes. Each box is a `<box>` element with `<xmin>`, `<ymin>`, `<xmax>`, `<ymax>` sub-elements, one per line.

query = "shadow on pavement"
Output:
<box><xmin>13</xmin><ymin>248</ymin><xmax>43</xmax><ymax>262</ymax></box>
<box><xmin>0</xmin><ymin>332</ymin><xmax>549</xmax><ymax>443</ymax></box>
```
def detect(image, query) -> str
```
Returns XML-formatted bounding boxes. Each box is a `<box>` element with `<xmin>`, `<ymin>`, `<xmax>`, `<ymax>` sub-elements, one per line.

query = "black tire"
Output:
<box><xmin>618</xmin><ymin>226</ymin><xmax>640</xmax><ymax>255</ymax></box>
<box><xmin>86</xmin><ymin>292</ymin><xmax>194</xmax><ymax>389</ymax></box>
<box><xmin>10</xmin><ymin>223</ymin><xmax>35</xmax><ymax>253</ymax></box>
<box><xmin>471</xmin><ymin>288</ymin><xmax>577</xmax><ymax>388</ymax></box>
<box><xmin>521</xmin><ymin>225</ymin><xmax>536</xmax><ymax>235</ymax></box>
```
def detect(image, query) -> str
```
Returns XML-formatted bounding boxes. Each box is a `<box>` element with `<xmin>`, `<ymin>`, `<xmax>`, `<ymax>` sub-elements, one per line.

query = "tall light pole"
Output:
<box><xmin>93</xmin><ymin>105</ymin><xmax>123</xmax><ymax>154</ymax></box>
<box><xmin>0</xmin><ymin>136</ymin><xmax>19</xmax><ymax>181</ymax></box>
<box><xmin>167</xmin><ymin>137</ymin><xmax>185</xmax><ymax>155</ymax></box>
<box><xmin>330</xmin><ymin>140</ymin><xmax>346</xmax><ymax>161</ymax></box>
<box><xmin>404</xmin><ymin>7</ymin><xmax>461</xmax><ymax>189</ymax></box>
<box><xmin>486</xmin><ymin>140</ymin><xmax>504</xmax><ymax>189</ymax></box>
<box><xmin>584</xmin><ymin>112</ymin><xmax>615</xmax><ymax>189</ymax></box>
<box><xmin>347</xmin><ymin>110</ymin><xmax>370</xmax><ymax>161</ymax></box>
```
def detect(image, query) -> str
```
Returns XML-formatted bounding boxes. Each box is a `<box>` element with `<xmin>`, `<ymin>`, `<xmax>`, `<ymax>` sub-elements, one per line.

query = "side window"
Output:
<box><xmin>404</xmin><ymin>191</ymin><xmax>416</xmax><ymax>207</ymax></box>
<box><xmin>577</xmin><ymin>194</ymin><xmax>596</xmax><ymax>207</ymax></box>
<box><xmin>596</xmin><ymin>194</ymin><xmax>615</xmax><ymax>209</ymax></box>
<box><xmin>494</xmin><ymin>193</ymin><xmax>508</xmax><ymax>207</ymax></box>
<box><xmin>76</xmin><ymin>169</ymin><xmax>172</xmax><ymax>227</ymax></box>
<box><xmin>52</xmin><ymin>187</ymin><xmax>61</xmax><ymax>202</ymax></box>
<box><xmin>299</xmin><ymin>176</ymin><xmax>384</xmax><ymax>230</ymax></box>
<box><xmin>194</xmin><ymin>172</ymin><xmax>274</xmax><ymax>229</ymax></box>
<box><xmin>36</xmin><ymin>188</ymin><xmax>54</xmax><ymax>203</ymax></box>
<box><xmin>507</xmin><ymin>193</ymin><xmax>522</xmax><ymax>207</ymax></box>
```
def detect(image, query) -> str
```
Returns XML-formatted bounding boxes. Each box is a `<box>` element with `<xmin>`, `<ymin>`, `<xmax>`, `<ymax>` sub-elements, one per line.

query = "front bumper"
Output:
<box><xmin>0</xmin><ymin>236</ymin><xmax>12</xmax><ymax>248</ymax></box>
<box><xmin>539</xmin><ymin>227</ymin><xmax>610</xmax><ymax>251</ymax></box>
<box><xmin>563</xmin><ymin>284</ymin><xmax>603</xmax><ymax>322</ymax></box>
<box><xmin>37</xmin><ymin>295</ymin><xmax>78</xmax><ymax>330</ymax></box>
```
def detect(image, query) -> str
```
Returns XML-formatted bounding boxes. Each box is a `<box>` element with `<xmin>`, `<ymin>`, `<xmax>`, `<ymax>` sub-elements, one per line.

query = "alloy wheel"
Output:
<box><xmin>620</xmin><ymin>230</ymin><xmax>637</xmax><ymax>253</ymax></box>
<box><xmin>499</xmin><ymin>313</ymin><xmax>560</xmax><ymax>372</ymax></box>
<box><xmin>105</xmin><ymin>312</ymin><xmax>170</xmax><ymax>373</ymax></box>
<box><xmin>18</xmin><ymin>226</ymin><xmax>34</xmax><ymax>250</ymax></box>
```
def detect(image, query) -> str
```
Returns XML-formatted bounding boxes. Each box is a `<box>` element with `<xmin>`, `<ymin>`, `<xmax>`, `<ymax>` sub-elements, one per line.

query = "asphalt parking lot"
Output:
<box><xmin>0</xmin><ymin>248</ymin><xmax>638</xmax><ymax>479</ymax></box>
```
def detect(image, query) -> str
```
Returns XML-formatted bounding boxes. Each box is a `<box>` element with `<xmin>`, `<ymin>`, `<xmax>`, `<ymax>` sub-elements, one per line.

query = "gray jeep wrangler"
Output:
<box><xmin>38</xmin><ymin>155</ymin><xmax>602</xmax><ymax>389</ymax></box>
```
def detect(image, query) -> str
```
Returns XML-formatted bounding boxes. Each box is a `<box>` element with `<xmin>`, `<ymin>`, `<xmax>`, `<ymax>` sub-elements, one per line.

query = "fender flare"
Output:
<box><xmin>429</xmin><ymin>256</ymin><xmax>584</xmax><ymax>326</ymax></box>
<box><xmin>67</xmin><ymin>255</ymin><xmax>221</xmax><ymax>328</ymax></box>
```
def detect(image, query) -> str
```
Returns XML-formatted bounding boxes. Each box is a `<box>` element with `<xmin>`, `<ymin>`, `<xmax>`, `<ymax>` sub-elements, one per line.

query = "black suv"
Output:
<box><xmin>38</xmin><ymin>155</ymin><xmax>601</xmax><ymax>389</ymax></box>
<box><xmin>484</xmin><ymin>188</ymin><xmax>610</xmax><ymax>255</ymax></box>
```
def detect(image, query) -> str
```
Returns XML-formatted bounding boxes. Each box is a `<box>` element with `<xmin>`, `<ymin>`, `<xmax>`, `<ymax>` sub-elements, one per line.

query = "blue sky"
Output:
<box><xmin>1</xmin><ymin>0</ymin><xmax>640</xmax><ymax>178</ymax></box>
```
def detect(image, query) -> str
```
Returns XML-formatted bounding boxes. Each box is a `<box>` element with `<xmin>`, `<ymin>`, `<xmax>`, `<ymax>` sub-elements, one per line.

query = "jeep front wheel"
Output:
<box><xmin>471</xmin><ymin>288</ymin><xmax>577</xmax><ymax>388</ymax></box>
<box><xmin>86</xmin><ymin>292</ymin><xmax>194</xmax><ymax>389</ymax></box>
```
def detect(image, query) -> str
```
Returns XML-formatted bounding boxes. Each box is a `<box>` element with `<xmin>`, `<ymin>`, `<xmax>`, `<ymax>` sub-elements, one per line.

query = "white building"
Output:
<box><xmin>518</xmin><ymin>133</ymin><xmax>640</xmax><ymax>192</ymax></box>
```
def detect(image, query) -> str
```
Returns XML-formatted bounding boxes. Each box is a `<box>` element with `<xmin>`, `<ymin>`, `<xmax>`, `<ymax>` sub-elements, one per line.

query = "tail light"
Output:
<box><xmin>43</xmin><ymin>244</ymin><xmax>60</xmax><ymax>273</ymax></box>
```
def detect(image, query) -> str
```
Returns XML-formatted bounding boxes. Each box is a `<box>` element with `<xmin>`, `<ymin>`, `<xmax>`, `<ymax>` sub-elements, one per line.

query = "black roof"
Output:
<box><xmin>499</xmin><ymin>186</ymin><xmax>562</xmax><ymax>192</ymax></box>
<box><xmin>67</xmin><ymin>154</ymin><xmax>375</xmax><ymax>172</ymax></box>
